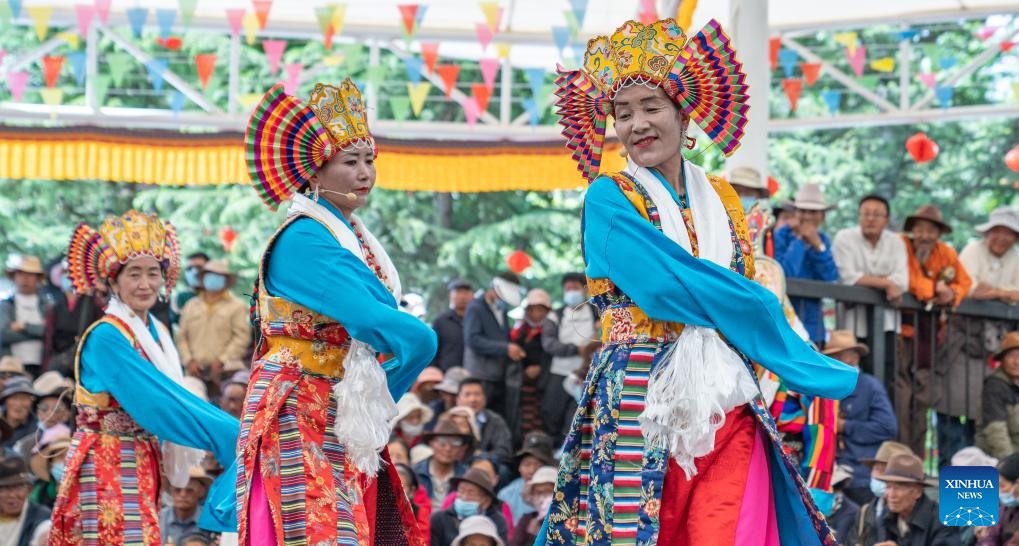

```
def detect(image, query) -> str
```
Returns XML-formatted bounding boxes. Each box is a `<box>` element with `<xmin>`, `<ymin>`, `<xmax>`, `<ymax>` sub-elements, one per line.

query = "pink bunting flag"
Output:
<box><xmin>75</xmin><ymin>4</ymin><xmax>95</xmax><ymax>36</ymax></box>
<box><xmin>638</xmin><ymin>0</ymin><xmax>657</xmax><ymax>24</ymax></box>
<box><xmin>7</xmin><ymin>71</ymin><xmax>29</xmax><ymax>101</ymax></box>
<box><xmin>225</xmin><ymin>8</ymin><xmax>245</xmax><ymax>37</ymax></box>
<box><xmin>463</xmin><ymin>97</ymin><xmax>480</xmax><ymax>127</ymax></box>
<box><xmin>262</xmin><ymin>39</ymin><xmax>286</xmax><ymax>74</ymax></box>
<box><xmin>475</xmin><ymin>23</ymin><xmax>493</xmax><ymax>51</ymax></box>
<box><xmin>846</xmin><ymin>46</ymin><xmax>866</xmax><ymax>77</ymax></box>
<box><xmin>479</xmin><ymin>58</ymin><xmax>500</xmax><ymax>91</ymax></box>
<box><xmin>94</xmin><ymin>0</ymin><xmax>111</xmax><ymax>24</ymax></box>
<box><xmin>977</xmin><ymin>26</ymin><xmax>997</xmax><ymax>40</ymax></box>
<box><xmin>918</xmin><ymin>72</ymin><xmax>937</xmax><ymax>89</ymax></box>
<box><xmin>283</xmin><ymin>62</ymin><xmax>302</xmax><ymax>95</ymax></box>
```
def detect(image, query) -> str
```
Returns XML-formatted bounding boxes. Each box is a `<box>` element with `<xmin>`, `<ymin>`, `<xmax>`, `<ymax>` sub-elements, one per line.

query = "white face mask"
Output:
<box><xmin>400</xmin><ymin>421</ymin><xmax>425</xmax><ymax>437</ymax></box>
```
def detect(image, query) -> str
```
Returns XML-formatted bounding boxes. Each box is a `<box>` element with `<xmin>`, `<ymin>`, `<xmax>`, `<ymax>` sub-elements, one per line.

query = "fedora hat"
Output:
<box><xmin>451</xmin><ymin>467</ymin><xmax>498</xmax><ymax>500</ymax></box>
<box><xmin>728</xmin><ymin>166</ymin><xmax>766</xmax><ymax>191</ymax></box>
<box><xmin>420</xmin><ymin>417</ymin><xmax>474</xmax><ymax>448</ymax></box>
<box><xmin>875</xmin><ymin>453</ymin><xmax>937</xmax><ymax>486</ymax></box>
<box><xmin>859</xmin><ymin>440</ymin><xmax>913</xmax><ymax>468</ymax></box>
<box><xmin>0</xmin><ymin>456</ymin><xmax>33</xmax><ymax>487</ymax></box>
<box><xmin>976</xmin><ymin>206</ymin><xmax>1019</xmax><ymax>236</ymax></box>
<box><xmin>995</xmin><ymin>331</ymin><xmax>1019</xmax><ymax>361</ymax></box>
<box><xmin>793</xmin><ymin>183</ymin><xmax>834</xmax><ymax>211</ymax></box>
<box><xmin>0</xmin><ymin>356</ymin><xmax>26</xmax><ymax>375</ymax></box>
<box><xmin>450</xmin><ymin>515</ymin><xmax>505</xmax><ymax>546</ymax></box>
<box><xmin>201</xmin><ymin>259</ymin><xmax>235</xmax><ymax>277</ymax></box>
<box><xmin>822</xmin><ymin>330</ymin><xmax>870</xmax><ymax>357</ymax></box>
<box><xmin>5</xmin><ymin>254</ymin><xmax>44</xmax><ymax>276</ymax></box>
<box><xmin>33</xmin><ymin>371</ymin><xmax>74</xmax><ymax>399</ymax></box>
<box><xmin>515</xmin><ymin>431</ymin><xmax>557</xmax><ymax>466</ymax></box>
<box><xmin>904</xmin><ymin>204</ymin><xmax>952</xmax><ymax>234</ymax></box>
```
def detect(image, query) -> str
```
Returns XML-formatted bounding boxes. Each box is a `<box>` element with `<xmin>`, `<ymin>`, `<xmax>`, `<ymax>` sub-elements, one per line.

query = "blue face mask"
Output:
<box><xmin>185</xmin><ymin>267</ymin><xmax>202</xmax><ymax>289</ymax></box>
<box><xmin>50</xmin><ymin>462</ymin><xmax>66</xmax><ymax>484</ymax></box>
<box><xmin>60</xmin><ymin>276</ymin><xmax>74</xmax><ymax>293</ymax></box>
<box><xmin>1002</xmin><ymin>490</ymin><xmax>1019</xmax><ymax>507</ymax></box>
<box><xmin>495</xmin><ymin>299</ymin><xmax>510</xmax><ymax>312</ymax></box>
<box><xmin>870</xmin><ymin>477</ymin><xmax>886</xmax><ymax>498</ymax></box>
<box><xmin>740</xmin><ymin>195</ymin><xmax>766</xmax><ymax>214</ymax></box>
<box><xmin>453</xmin><ymin>498</ymin><xmax>480</xmax><ymax>519</ymax></box>
<box><xmin>202</xmin><ymin>273</ymin><xmax>227</xmax><ymax>292</ymax></box>
<box><xmin>563</xmin><ymin>290</ymin><xmax>585</xmax><ymax>307</ymax></box>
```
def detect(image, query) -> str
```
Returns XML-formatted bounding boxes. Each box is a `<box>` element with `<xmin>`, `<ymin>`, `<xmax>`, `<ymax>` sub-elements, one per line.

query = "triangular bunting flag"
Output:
<box><xmin>332</xmin><ymin>4</ymin><xmax>347</xmax><ymax>37</ymax></box>
<box><xmin>480</xmin><ymin>1</ymin><xmax>500</xmax><ymax>32</ymax></box>
<box><xmin>1001</xmin><ymin>41</ymin><xmax>1016</xmax><ymax>53</ymax></box>
<box><xmin>977</xmin><ymin>26</ymin><xmax>997</xmax><ymax>40</ymax></box>
<box><xmin>93</xmin><ymin>74</ymin><xmax>110</xmax><ymax>105</ymax></box>
<box><xmin>870</xmin><ymin>57</ymin><xmax>895</xmax><ymax>73</ymax></box>
<box><xmin>40</xmin><ymin>88</ymin><xmax>63</xmax><ymax>110</ymax></box>
<box><xmin>155</xmin><ymin>8</ymin><xmax>177</xmax><ymax>41</ymax></box>
<box><xmin>407</xmin><ymin>82</ymin><xmax>431</xmax><ymax>116</ymax></box>
<box><xmin>398</xmin><ymin>4</ymin><xmax>418</xmax><ymax>36</ymax></box>
<box><xmin>778</xmin><ymin>48</ymin><xmax>797</xmax><ymax>78</ymax></box>
<box><xmin>939</xmin><ymin>56</ymin><xmax>957</xmax><ymax>70</ymax></box>
<box><xmin>7</xmin><ymin>71</ymin><xmax>28</xmax><ymax>101</ymax></box>
<box><xmin>28</xmin><ymin>5</ymin><xmax>53</xmax><ymax>41</ymax></box>
<box><xmin>523</xmin><ymin>97</ymin><xmax>540</xmax><ymax>126</ymax></box>
<box><xmin>436</xmin><ymin>64</ymin><xmax>460</xmax><ymax>97</ymax></box>
<box><xmin>782</xmin><ymin>78</ymin><xmax>803</xmax><ymax>112</ymax></box>
<box><xmin>58</xmin><ymin>32</ymin><xmax>80</xmax><ymax>49</ymax></box>
<box><xmin>415</xmin><ymin>5</ymin><xmax>428</xmax><ymax>27</ymax></box>
<box><xmin>463</xmin><ymin>97</ymin><xmax>480</xmax><ymax>127</ymax></box>
<box><xmin>252</xmin><ymin>0</ymin><xmax>272</xmax><ymax>29</ymax></box>
<box><xmin>390</xmin><ymin>95</ymin><xmax>410</xmax><ymax>122</ymax></box>
<box><xmin>323</xmin><ymin>54</ymin><xmax>344</xmax><ymax>66</ymax></box>
<box><xmin>471</xmin><ymin>83</ymin><xmax>492</xmax><ymax>112</ymax></box>
<box><xmin>479</xmin><ymin>58</ymin><xmax>500</xmax><ymax>91</ymax></box>
<box><xmin>847</xmin><ymin>46</ymin><xmax>866</xmax><ymax>77</ymax></box>
<box><xmin>935</xmin><ymin>85</ymin><xmax>954</xmax><ymax>109</ymax></box>
<box><xmin>283</xmin><ymin>62</ymin><xmax>302</xmax><ymax>95</ymax></box>
<box><xmin>94</xmin><ymin>0</ymin><xmax>111</xmax><ymax>24</ymax></box>
<box><xmin>314</xmin><ymin>5</ymin><xmax>335</xmax><ymax>48</ymax></box>
<box><xmin>225</xmin><ymin>8</ymin><xmax>244</xmax><ymax>36</ymax></box>
<box><xmin>145</xmin><ymin>58</ymin><xmax>169</xmax><ymax>91</ymax></box>
<box><xmin>238</xmin><ymin>92</ymin><xmax>261</xmax><ymax>110</ymax></box>
<box><xmin>75</xmin><ymin>4</ymin><xmax>95</xmax><ymax>37</ymax></box>
<box><xmin>496</xmin><ymin>42</ymin><xmax>511</xmax><ymax>59</ymax></box>
<box><xmin>126</xmin><ymin>7</ymin><xmax>148</xmax><ymax>39</ymax></box>
<box><xmin>552</xmin><ymin>26</ymin><xmax>570</xmax><ymax>54</ymax></box>
<box><xmin>195</xmin><ymin>53</ymin><xmax>217</xmax><ymax>90</ymax></box>
<box><xmin>524</xmin><ymin>67</ymin><xmax>545</xmax><ymax>100</ymax></box>
<box><xmin>421</xmin><ymin>42</ymin><xmax>439</xmax><ymax>73</ymax></box>
<box><xmin>476</xmin><ymin>23</ymin><xmax>493</xmax><ymax>51</ymax></box>
<box><xmin>638</xmin><ymin>0</ymin><xmax>656</xmax><ymax>24</ymax></box>
<box><xmin>821</xmin><ymin>89</ymin><xmax>842</xmax><ymax>114</ymax></box>
<box><xmin>1012</xmin><ymin>82</ymin><xmax>1019</xmax><ymax>103</ymax></box>
<box><xmin>262</xmin><ymin>39</ymin><xmax>286</xmax><ymax>74</ymax></box>
<box><xmin>404</xmin><ymin>56</ymin><xmax>423</xmax><ymax>84</ymax></box>
<box><xmin>800</xmin><ymin>62</ymin><xmax>821</xmax><ymax>86</ymax></box>
<box><xmin>834</xmin><ymin>31</ymin><xmax>858</xmax><ymax>55</ymax></box>
<box><xmin>0</xmin><ymin>3</ymin><xmax>11</xmax><ymax>27</ymax></box>
<box><xmin>67</xmin><ymin>52</ymin><xmax>86</xmax><ymax>85</ymax></box>
<box><xmin>859</xmin><ymin>75</ymin><xmax>880</xmax><ymax>88</ymax></box>
<box><xmin>243</xmin><ymin>11</ymin><xmax>259</xmax><ymax>45</ymax></box>
<box><xmin>8</xmin><ymin>0</ymin><xmax>20</xmax><ymax>18</ymax></box>
<box><xmin>918</xmin><ymin>72</ymin><xmax>936</xmax><ymax>89</ymax></box>
<box><xmin>42</xmin><ymin>55</ymin><xmax>64</xmax><ymax>88</ymax></box>
<box><xmin>894</xmin><ymin>29</ymin><xmax>918</xmax><ymax>41</ymax></box>
<box><xmin>107</xmin><ymin>52</ymin><xmax>132</xmax><ymax>87</ymax></box>
<box><xmin>178</xmin><ymin>0</ymin><xmax>198</xmax><ymax>27</ymax></box>
<box><xmin>563</xmin><ymin>10</ymin><xmax>579</xmax><ymax>38</ymax></box>
<box><xmin>570</xmin><ymin>0</ymin><xmax>588</xmax><ymax>27</ymax></box>
<box><xmin>169</xmin><ymin>90</ymin><xmax>186</xmax><ymax>114</ymax></box>
<box><xmin>768</xmin><ymin>37</ymin><xmax>780</xmax><ymax>71</ymax></box>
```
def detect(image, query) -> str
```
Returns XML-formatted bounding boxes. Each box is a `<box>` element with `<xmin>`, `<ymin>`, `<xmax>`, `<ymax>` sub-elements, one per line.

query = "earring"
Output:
<box><xmin>685</xmin><ymin>136</ymin><xmax>697</xmax><ymax>150</ymax></box>
<box><xmin>312</xmin><ymin>185</ymin><xmax>319</xmax><ymax>202</ymax></box>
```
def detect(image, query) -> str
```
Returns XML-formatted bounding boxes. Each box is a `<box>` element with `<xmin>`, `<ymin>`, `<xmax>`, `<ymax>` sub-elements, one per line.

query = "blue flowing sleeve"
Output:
<box><xmin>582</xmin><ymin>177</ymin><xmax>858</xmax><ymax>400</ymax></box>
<box><xmin>267</xmin><ymin>217</ymin><xmax>438</xmax><ymax>398</ymax></box>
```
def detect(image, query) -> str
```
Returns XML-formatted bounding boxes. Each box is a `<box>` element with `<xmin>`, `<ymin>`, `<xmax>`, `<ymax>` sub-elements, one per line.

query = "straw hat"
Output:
<box><xmin>821</xmin><ymin>330</ymin><xmax>870</xmax><ymax>357</ymax></box>
<box><xmin>859</xmin><ymin>440</ymin><xmax>913</xmax><ymax>468</ymax></box>
<box><xmin>33</xmin><ymin>371</ymin><xmax>74</xmax><ymax>399</ymax></box>
<box><xmin>728</xmin><ymin>166</ymin><xmax>766</xmax><ymax>190</ymax></box>
<box><xmin>524</xmin><ymin>288</ymin><xmax>552</xmax><ymax>309</ymax></box>
<box><xmin>5</xmin><ymin>254</ymin><xmax>44</xmax><ymax>276</ymax></box>
<box><xmin>202</xmin><ymin>259</ymin><xmax>236</xmax><ymax>277</ymax></box>
<box><xmin>0</xmin><ymin>356</ymin><xmax>26</xmax><ymax>375</ymax></box>
<box><xmin>904</xmin><ymin>204</ymin><xmax>952</xmax><ymax>234</ymax></box>
<box><xmin>393</xmin><ymin>393</ymin><xmax>434</xmax><ymax>426</ymax></box>
<box><xmin>874</xmin><ymin>453</ymin><xmax>937</xmax><ymax>487</ymax></box>
<box><xmin>995</xmin><ymin>331</ymin><xmax>1019</xmax><ymax>361</ymax></box>
<box><xmin>523</xmin><ymin>466</ymin><xmax>558</xmax><ymax>498</ymax></box>
<box><xmin>976</xmin><ymin>206</ymin><xmax>1019</xmax><ymax>236</ymax></box>
<box><xmin>450</xmin><ymin>516</ymin><xmax>505</xmax><ymax>546</ymax></box>
<box><xmin>792</xmin><ymin>183</ymin><xmax>834</xmax><ymax>211</ymax></box>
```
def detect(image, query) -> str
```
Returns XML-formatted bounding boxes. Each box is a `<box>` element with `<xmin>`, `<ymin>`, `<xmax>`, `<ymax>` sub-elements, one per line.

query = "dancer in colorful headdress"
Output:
<box><xmin>232</xmin><ymin>78</ymin><xmax>438</xmax><ymax>545</ymax></box>
<box><xmin>50</xmin><ymin>211</ymin><xmax>240</xmax><ymax>546</ymax></box>
<box><xmin>541</xmin><ymin>19</ymin><xmax>859</xmax><ymax>545</ymax></box>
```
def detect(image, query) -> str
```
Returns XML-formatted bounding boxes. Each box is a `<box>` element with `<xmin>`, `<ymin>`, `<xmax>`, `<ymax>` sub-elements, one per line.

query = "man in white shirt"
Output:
<box><xmin>832</xmin><ymin>195</ymin><xmax>908</xmax><ymax>384</ymax></box>
<box><xmin>0</xmin><ymin>256</ymin><xmax>49</xmax><ymax>376</ymax></box>
<box><xmin>961</xmin><ymin>206</ymin><xmax>1019</xmax><ymax>305</ymax></box>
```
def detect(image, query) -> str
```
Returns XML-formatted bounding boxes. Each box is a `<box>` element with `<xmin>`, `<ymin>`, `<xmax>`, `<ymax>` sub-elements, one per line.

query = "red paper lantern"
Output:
<box><xmin>1005</xmin><ymin>145</ymin><xmax>1019</xmax><ymax>173</ymax></box>
<box><xmin>219</xmin><ymin>226</ymin><xmax>238</xmax><ymax>252</ymax></box>
<box><xmin>767</xmin><ymin>176</ymin><xmax>780</xmax><ymax>197</ymax></box>
<box><xmin>905</xmin><ymin>132</ymin><xmax>939</xmax><ymax>164</ymax></box>
<box><xmin>506</xmin><ymin>250</ymin><xmax>532</xmax><ymax>274</ymax></box>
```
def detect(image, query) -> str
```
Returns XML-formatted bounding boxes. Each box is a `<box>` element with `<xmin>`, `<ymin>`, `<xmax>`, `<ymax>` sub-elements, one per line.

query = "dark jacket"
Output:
<box><xmin>477</xmin><ymin>408</ymin><xmax>514</xmax><ymax>469</ymax></box>
<box><xmin>773</xmin><ymin>224</ymin><xmax>838</xmax><ymax>343</ymax></box>
<box><xmin>429</xmin><ymin>505</ymin><xmax>509</xmax><ymax>546</ymax></box>
<box><xmin>431</xmin><ymin>308</ymin><xmax>466</xmax><ymax>371</ymax></box>
<box><xmin>0</xmin><ymin>290</ymin><xmax>51</xmax><ymax>361</ymax></box>
<box><xmin>977</xmin><ymin>503</ymin><xmax>1019</xmax><ymax>546</ymax></box>
<box><xmin>44</xmin><ymin>292</ymin><xmax>104</xmax><ymax>375</ymax></box>
<box><xmin>837</xmin><ymin>372</ymin><xmax>898</xmax><ymax>490</ymax></box>
<box><xmin>15</xmin><ymin>500</ymin><xmax>51</xmax><ymax>546</ymax></box>
<box><xmin>830</xmin><ymin>493</ymin><xmax>860</xmax><ymax>546</ymax></box>
<box><xmin>860</xmin><ymin>494</ymin><xmax>960</xmax><ymax>546</ymax></box>
<box><xmin>462</xmin><ymin>296</ymin><xmax>511</xmax><ymax>382</ymax></box>
<box><xmin>977</xmin><ymin>367</ymin><xmax>1019</xmax><ymax>460</ymax></box>
<box><xmin>413</xmin><ymin>457</ymin><xmax>468</xmax><ymax>501</ymax></box>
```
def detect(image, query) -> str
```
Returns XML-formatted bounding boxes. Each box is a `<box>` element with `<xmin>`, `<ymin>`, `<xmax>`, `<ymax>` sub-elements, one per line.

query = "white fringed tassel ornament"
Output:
<box><xmin>638</xmin><ymin>325</ymin><xmax>759</xmax><ymax>479</ymax></box>
<box><xmin>332</xmin><ymin>339</ymin><xmax>399</xmax><ymax>476</ymax></box>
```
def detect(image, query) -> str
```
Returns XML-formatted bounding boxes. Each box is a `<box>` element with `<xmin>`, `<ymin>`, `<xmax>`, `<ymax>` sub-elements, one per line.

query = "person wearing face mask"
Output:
<box><xmin>463</xmin><ymin>272</ymin><xmax>526</xmax><ymax>419</ymax></box>
<box><xmin>509</xmin><ymin>466</ymin><xmax>557</xmax><ymax>546</ymax></box>
<box><xmin>171</xmin><ymin>252</ymin><xmax>209</xmax><ymax>327</ymax></box>
<box><xmin>41</xmin><ymin>258</ymin><xmax>105</xmax><ymax>377</ymax></box>
<box><xmin>540</xmin><ymin>273</ymin><xmax>599</xmax><ymax>442</ymax></box>
<box><xmin>727</xmin><ymin>165</ymin><xmax>771</xmax><ymax>215</ymax></box>
<box><xmin>974</xmin><ymin>452</ymin><xmax>1019</xmax><ymax>546</ymax></box>
<box><xmin>540</xmin><ymin>17</ymin><xmax>857</xmax><ymax>546</ymax></box>
<box><xmin>176</xmin><ymin>260</ymin><xmax>251</xmax><ymax>395</ymax></box>
<box><xmin>392</xmin><ymin>392</ymin><xmax>434</xmax><ymax>447</ymax></box>
<box><xmin>28</xmin><ymin>425</ymin><xmax>70</xmax><ymax>508</ymax></box>
<box><xmin>854</xmin><ymin>441</ymin><xmax>914</xmax><ymax>540</ymax></box>
<box><xmin>227</xmin><ymin>78</ymin><xmax>438</xmax><ymax>545</ymax></box>
<box><xmin>431</xmin><ymin>467</ymin><xmax>509</xmax><ymax>546</ymax></box>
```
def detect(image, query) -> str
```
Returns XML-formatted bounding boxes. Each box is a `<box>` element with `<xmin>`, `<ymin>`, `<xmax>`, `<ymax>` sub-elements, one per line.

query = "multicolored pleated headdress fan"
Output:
<box><xmin>66</xmin><ymin>210</ymin><xmax>181</xmax><ymax>295</ymax></box>
<box><xmin>554</xmin><ymin>18</ymin><xmax>750</xmax><ymax>183</ymax></box>
<box><xmin>245</xmin><ymin>78</ymin><xmax>376</xmax><ymax>210</ymax></box>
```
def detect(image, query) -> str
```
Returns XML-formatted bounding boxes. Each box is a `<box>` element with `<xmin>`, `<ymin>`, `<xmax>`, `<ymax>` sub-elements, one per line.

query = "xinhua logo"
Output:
<box><xmin>939</xmin><ymin>466</ymin><xmax>999</xmax><ymax>526</ymax></box>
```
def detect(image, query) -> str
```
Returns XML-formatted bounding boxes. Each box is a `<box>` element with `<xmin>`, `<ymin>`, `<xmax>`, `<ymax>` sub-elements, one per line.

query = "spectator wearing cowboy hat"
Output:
<box><xmin>962</xmin><ymin>206</ymin><xmax>1019</xmax><ymax>305</ymax></box>
<box><xmin>773</xmin><ymin>183</ymin><xmax>839</xmax><ymax>344</ymax></box>
<box><xmin>392</xmin><ymin>392</ymin><xmax>434</xmax><ymax>447</ymax></box>
<box><xmin>856</xmin><ymin>440</ymin><xmax>915</xmax><ymax>531</ymax></box>
<box><xmin>450</xmin><ymin>515</ymin><xmax>505</xmax><ymax>546</ymax></box>
<box><xmin>0</xmin><ymin>377</ymin><xmax>36</xmax><ymax>449</ymax></box>
<box><xmin>509</xmin><ymin>466</ymin><xmax>557</xmax><ymax>546</ymax></box>
<box><xmin>28</xmin><ymin>424</ymin><xmax>70</xmax><ymax>508</ymax></box>
<box><xmin>727</xmin><ymin>165</ymin><xmax>770</xmax><ymax>213</ymax></box>
<box><xmin>0</xmin><ymin>357</ymin><xmax>28</xmax><ymax>388</ymax></box>
<box><xmin>415</xmin><ymin>418</ymin><xmax>473</xmax><ymax>510</ymax></box>
<box><xmin>13</xmin><ymin>372</ymin><xmax>73</xmax><ymax>459</ymax></box>
<box><xmin>432</xmin><ymin>279</ymin><xmax>475</xmax><ymax>372</ymax></box>
<box><xmin>428</xmin><ymin>366</ymin><xmax>471</xmax><ymax>430</ymax></box>
<box><xmin>826</xmin><ymin>331</ymin><xmax>898</xmax><ymax>507</ymax></box>
<box><xmin>159</xmin><ymin>467</ymin><xmax>214</xmax><ymax>546</ymax></box>
<box><xmin>978</xmin><ymin>332</ymin><xmax>1019</xmax><ymax>459</ymax></box>
<box><xmin>431</xmin><ymin>467</ymin><xmax>509</xmax><ymax>546</ymax></box>
<box><xmin>860</xmin><ymin>453</ymin><xmax>958</xmax><ymax>546</ymax></box>
<box><xmin>498</xmin><ymin>431</ymin><xmax>558</xmax><ymax>526</ymax></box>
<box><xmin>0</xmin><ymin>255</ymin><xmax>51</xmax><ymax>375</ymax></box>
<box><xmin>176</xmin><ymin>259</ymin><xmax>251</xmax><ymax>392</ymax></box>
<box><xmin>0</xmin><ymin>455</ymin><xmax>50</xmax><ymax>546</ymax></box>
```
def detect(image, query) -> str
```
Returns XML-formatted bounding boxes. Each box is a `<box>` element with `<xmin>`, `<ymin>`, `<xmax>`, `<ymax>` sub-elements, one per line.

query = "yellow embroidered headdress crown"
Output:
<box><xmin>555</xmin><ymin>18</ymin><xmax>750</xmax><ymax>182</ymax></box>
<box><xmin>245</xmin><ymin>78</ymin><xmax>376</xmax><ymax>210</ymax></box>
<box><xmin>66</xmin><ymin>210</ymin><xmax>181</xmax><ymax>295</ymax></box>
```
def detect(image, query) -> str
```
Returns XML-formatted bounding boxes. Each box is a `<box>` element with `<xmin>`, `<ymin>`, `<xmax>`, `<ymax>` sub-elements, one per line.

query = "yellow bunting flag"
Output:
<box><xmin>29</xmin><ymin>6</ymin><xmax>53</xmax><ymax>41</ymax></box>
<box><xmin>834</xmin><ymin>31</ymin><xmax>858</xmax><ymax>55</ymax></box>
<box><xmin>407</xmin><ymin>82</ymin><xmax>431</xmax><ymax>117</ymax></box>
<box><xmin>480</xmin><ymin>1</ymin><xmax>500</xmax><ymax>32</ymax></box>
<box><xmin>323</xmin><ymin>54</ymin><xmax>344</xmax><ymax>66</ymax></box>
<box><xmin>40</xmin><ymin>88</ymin><xmax>63</xmax><ymax>105</ymax></box>
<box><xmin>243</xmin><ymin>11</ymin><xmax>259</xmax><ymax>45</ymax></box>
<box><xmin>58</xmin><ymin>32</ymin><xmax>80</xmax><ymax>49</ymax></box>
<box><xmin>870</xmin><ymin>57</ymin><xmax>895</xmax><ymax>72</ymax></box>
<box><xmin>332</xmin><ymin>4</ymin><xmax>347</xmax><ymax>37</ymax></box>
<box><xmin>237</xmin><ymin>92</ymin><xmax>261</xmax><ymax>110</ymax></box>
<box><xmin>1012</xmin><ymin>82</ymin><xmax>1019</xmax><ymax>103</ymax></box>
<box><xmin>496</xmin><ymin>42</ymin><xmax>511</xmax><ymax>59</ymax></box>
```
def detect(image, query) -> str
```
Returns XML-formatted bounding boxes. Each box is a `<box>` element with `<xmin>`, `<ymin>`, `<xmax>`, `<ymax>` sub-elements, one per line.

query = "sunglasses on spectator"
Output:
<box><xmin>434</xmin><ymin>437</ymin><xmax>466</xmax><ymax>448</ymax></box>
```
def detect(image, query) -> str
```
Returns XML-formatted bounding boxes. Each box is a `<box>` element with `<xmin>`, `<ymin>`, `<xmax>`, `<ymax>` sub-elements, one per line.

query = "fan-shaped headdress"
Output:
<box><xmin>66</xmin><ymin>210</ymin><xmax>181</xmax><ymax>295</ymax></box>
<box><xmin>554</xmin><ymin>18</ymin><xmax>750</xmax><ymax>182</ymax></box>
<box><xmin>245</xmin><ymin>78</ymin><xmax>375</xmax><ymax>210</ymax></box>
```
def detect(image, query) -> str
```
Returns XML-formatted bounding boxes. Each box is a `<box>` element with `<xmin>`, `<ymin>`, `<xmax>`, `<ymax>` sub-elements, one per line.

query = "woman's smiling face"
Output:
<box><xmin>612</xmin><ymin>85</ymin><xmax>689</xmax><ymax>170</ymax></box>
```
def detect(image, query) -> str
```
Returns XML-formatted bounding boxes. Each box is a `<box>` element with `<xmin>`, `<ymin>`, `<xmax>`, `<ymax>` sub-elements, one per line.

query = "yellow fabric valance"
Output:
<box><xmin>0</xmin><ymin>127</ymin><xmax>626</xmax><ymax>192</ymax></box>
